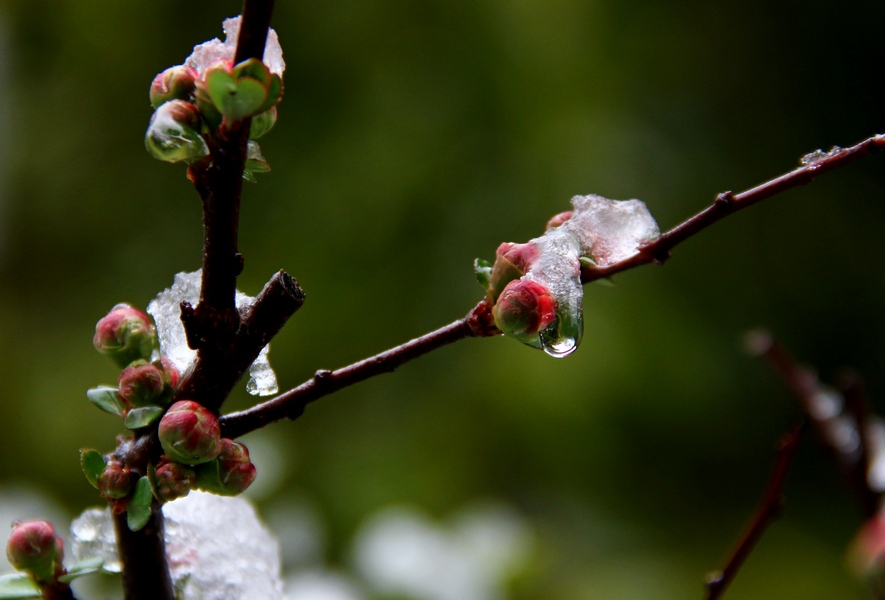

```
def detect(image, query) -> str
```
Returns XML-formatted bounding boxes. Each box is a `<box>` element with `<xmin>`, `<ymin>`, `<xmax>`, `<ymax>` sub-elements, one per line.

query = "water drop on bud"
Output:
<box><xmin>6</xmin><ymin>520</ymin><xmax>63</xmax><ymax>583</ymax></box>
<box><xmin>93</xmin><ymin>303</ymin><xmax>156</xmax><ymax>368</ymax></box>
<box><xmin>492</xmin><ymin>279</ymin><xmax>557</xmax><ymax>345</ymax></box>
<box><xmin>98</xmin><ymin>460</ymin><xmax>133</xmax><ymax>500</ymax></box>
<box><xmin>145</xmin><ymin>100</ymin><xmax>209</xmax><ymax>164</ymax></box>
<box><xmin>158</xmin><ymin>401</ymin><xmax>222</xmax><ymax>465</ymax></box>
<box><xmin>154</xmin><ymin>459</ymin><xmax>196</xmax><ymax>502</ymax></box>
<box><xmin>150</xmin><ymin>65</ymin><xmax>198</xmax><ymax>109</ymax></box>
<box><xmin>195</xmin><ymin>439</ymin><xmax>257</xmax><ymax>496</ymax></box>
<box><xmin>118</xmin><ymin>362</ymin><xmax>164</xmax><ymax>408</ymax></box>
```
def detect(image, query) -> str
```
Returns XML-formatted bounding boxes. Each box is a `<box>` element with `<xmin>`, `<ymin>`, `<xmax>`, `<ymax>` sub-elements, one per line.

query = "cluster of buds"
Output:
<box><xmin>6</xmin><ymin>521</ymin><xmax>64</xmax><ymax>584</ymax></box>
<box><xmin>145</xmin><ymin>15</ymin><xmax>284</xmax><ymax>173</ymax></box>
<box><xmin>153</xmin><ymin>400</ymin><xmax>256</xmax><ymax>501</ymax></box>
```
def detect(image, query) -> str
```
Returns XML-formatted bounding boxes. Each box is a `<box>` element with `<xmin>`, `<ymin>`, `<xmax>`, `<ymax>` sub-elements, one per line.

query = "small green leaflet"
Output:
<box><xmin>0</xmin><ymin>574</ymin><xmax>40</xmax><ymax>599</ymax></box>
<box><xmin>123</xmin><ymin>406</ymin><xmax>163</xmax><ymax>430</ymax></box>
<box><xmin>80</xmin><ymin>449</ymin><xmax>105</xmax><ymax>489</ymax></box>
<box><xmin>86</xmin><ymin>386</ymin><xmax>125</xmax><ymax>416</ymax></box>
<box><xmin>127</xmin><ymin>477</ymin><xmax>154</xmax><ymax>531</ymax></box>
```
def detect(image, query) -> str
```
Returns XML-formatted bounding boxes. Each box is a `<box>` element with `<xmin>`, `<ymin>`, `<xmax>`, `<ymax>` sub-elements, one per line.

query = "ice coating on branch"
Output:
<box><xmin>71</xmin><ymin>493</ymin><xmax>284</xmax><ymax>599</ymax></box>
<box><xmin>515</xmin><ymin>194</ymin><xmax>659</xmax><ymax>357</ymax></box>
<box><xmin>147</xmin><ymin>270</ymin><xmax>279</xmax><ymax>396</ymax></box>
<box><xmin>186</xmin><ymin>15</ymin><xmax>285</xmax><ymax>76</ymax></box>
<box><xmin>800</xmin><ymin>146</ymin><xmax>841</xmax><ymax>167</ymax></box>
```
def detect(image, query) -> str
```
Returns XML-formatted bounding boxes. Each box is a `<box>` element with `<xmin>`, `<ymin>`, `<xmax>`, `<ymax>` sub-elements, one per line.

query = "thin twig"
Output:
<box><xmin>705</xmin><ymin>425</ymin><xmax>804</xmax><ymax>600</ymax></box>
<box><xmin>582</xmin><ymin>134</ymin><xmax>885</xmax><ymax>283</ymax></box>
<box><xmin>746</xmin><ymin>330</ymin><xmax>880</xmax><ymax>517</ymax></box>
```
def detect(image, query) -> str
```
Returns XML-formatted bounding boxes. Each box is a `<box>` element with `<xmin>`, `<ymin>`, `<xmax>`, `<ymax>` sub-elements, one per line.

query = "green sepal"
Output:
<box><xmin>80</xmin><ymin>449</ymin><xmax>106</xmax><ymax>489</ymax></box>
<box><xmin>256</xmin><ymin>74</ymin><xmax>283</xmax><ymax>114</ymax></box>
<box><xmin>126</xmin><ymin>477</ymin><xmax>153</xmax><ymax>531</ymax></box>
<box><xmin>474</xmin><ymin>258</ymin><xmax>493</xmax><ymax>290</ymax></box>
<box><xmin>249</xmin><ymin>108</ymin><xmax>277</xmax><ymax>140</ymax></box>
<box><xmin>206</xmin><ymin>70</ymin><xmax>269</xmax><ymax>122</ymax></box>
<box><xmin>243</xmin><ymin>141</ymin><xmax>271</xmax><ymax>182</ymax></box>
<box><xmin>123</xmin><ymin>406</ymin><xmax>164</xmax><ymax>430</ymax></box>
<box><xmin>57</xmin><ymin>557</ymin><xmax>105</xmax><ymax>583</ymax></box>
<box><xmin>579</xmin><ymin>256</ymin><xmax>597</xmax><ymax>268</ymax></box>
<box><xmin>86</xmin><ymin>386</ymin><xmax>125</xmax><ymax>416</ymax></box>
<box><xmin>232</xmin><ymin>58</ymin><xmax>272</xmax><ymax>88</ymax></box>
<box><xmin>0</xmin><ymin>574</ymin><xmax>41</xmax><ymax>599</ymax></box>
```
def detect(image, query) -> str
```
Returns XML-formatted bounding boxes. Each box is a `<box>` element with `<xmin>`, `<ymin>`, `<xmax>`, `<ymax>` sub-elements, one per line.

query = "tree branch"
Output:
<box><xmin>582</xmin><ymin>134</ymin><xmax>885</xmax><ymax>283</ymax></box>
<box><xmin>705</xmin><ymin>425</ymin><xmax>804</xmax><ymax>600</ymax></box>
<box><xmin>114</xmin><ymin>507</ymin><xmax>174</xmax><ymax>600</ymax></box>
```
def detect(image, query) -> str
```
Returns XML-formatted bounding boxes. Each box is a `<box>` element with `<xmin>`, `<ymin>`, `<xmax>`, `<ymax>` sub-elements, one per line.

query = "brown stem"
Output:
<box><xmin>114</xmin><ymin>508</ymin><xmax>174</xmax><ymax>600</ymax></box>
<box><xmin>219</xmin><ymin>302</ymin><xmax>491</xmax><ymax>439</ymax></box>
<box><xmin>705</xmin><ymin>425</ymin><xmax>804</xmax><ymax>600</ymax></box>
<box><xmin>42</xmin><ymin>580</ymin><xmax>78</xmax><ymax>600</ymax></box>
<box><xmin>582</xmin><ymin>134</ymin><xmax>885</xmax><ymax>283</ymax></box>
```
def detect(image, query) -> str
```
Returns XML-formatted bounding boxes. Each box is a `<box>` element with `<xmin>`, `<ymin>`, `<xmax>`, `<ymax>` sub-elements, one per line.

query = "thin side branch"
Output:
<box><xmin>582</xmin><ymin>134</ymin><xmax>885</xmax><ymax>283</ymax></box>
<box><xmin>705</xmin><ymin>425</ymin><xmax>804</xmax><ymax>600</ymax></box>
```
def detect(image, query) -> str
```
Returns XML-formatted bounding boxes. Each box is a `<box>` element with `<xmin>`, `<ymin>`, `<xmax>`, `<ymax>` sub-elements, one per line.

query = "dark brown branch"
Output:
<box><xmin>582</xmin><ymin>134</ymin><xmax>885</xmax><ymax>283</ymax></box>
<box><xmin>746</xmin><ymin>330</ymin><xmax>880</xmax><ymax>517</ymax></box>
<box><xmin>114</xmin><ymin>508</ymin><xmax>174</xmax><ymax>600</ymax></box>
<box><xmin>43</xmin><ymin>580</ymin><xmax>77</xmax><ymax>600</ymax></box>
<box><xmin>219</xmin><ymin>303</ymin><xmax>489</xmax><ymax>439</ymax></box>
<box><xmin>706</xmin><ymin>425</ymin><xmax>804</xmax><ymax>600</ymax></box>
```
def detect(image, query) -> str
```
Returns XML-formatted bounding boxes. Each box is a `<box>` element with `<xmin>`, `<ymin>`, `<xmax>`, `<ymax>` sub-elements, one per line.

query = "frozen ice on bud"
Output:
<box><xmin>154</xmin><ymin>459</ymin><xmax>196</xmax><ymax>502</ymax></box>
<box><xmin>146</xmin><ymin>100</ymin><xmax>209</xmax><ymax>164</ymax></box>
<box><xmin>117</xmin><ymin>361</ymin><xmax>164</xmax><ymax>408</ymax></box>
<box><xmin>93</xmin><ymin>303</ymin><xmax>156</xmax><ymax>368</ymax></box>
<box><xmin>150</xmin><ymin>65</ymin><xmax>198</xmax><ymax>109</ymax></box>
<box><xmin>195</xmin><ymin>439</ymin><xmax>257</xmax><ymax>496</ymax></box>
<box><xmin>545</xmin><ymin>211</ymin><xmax>573</xmax><ymax>230</ymax></box>
<box><xmin>98</xmin><ymin>460</ymin><xmax>132</xmax><ymax>500</ymax></box>
<box><xmin>159</xmin><ymin>401</ymin><xmax>222</xmax><ymax>465</ymax></box>
<box><xmin>6</xmin><ymin>520</ymin><xmax>63</xmax><ymax>582</ymax></box>
<box><xmin>186</xmin><ymin>15</ymin><xmax>285</xmax><ymax>77</ymax></box>
<box><xmin>566</xmin><ymin>194</ymin><xmax>660</xmax><ymax>268</ymax></box>
<box><xmin>492</xmin><ymin>280</ymin><xmax>557</xmax><ymax>345</ymax></box>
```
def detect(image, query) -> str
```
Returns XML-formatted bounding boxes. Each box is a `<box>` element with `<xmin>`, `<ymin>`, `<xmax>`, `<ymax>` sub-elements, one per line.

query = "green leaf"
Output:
<box><xmin>0</xmin><ymin>574</ymin><xmax>41</xmax><ymax>599</ymax></box>
<box><xmin>123</xmin><ymin>406</ymin><xmax>163</xmax><ymax>430</ymax></box>
<box><xmin>256</xmin><ymin>74</ymin><xmax>283</xmax><ymax>114</ymax></box>
<box><xmin>86</xmin><ymin>386</ymin><xmax>125</xmax><ymax>416</ymax></box>
<box><xmin>206</xmin><ymin>71</ymin><xmax>269</xmax><ymax>121</ymax></box>
<box><xmin>232</xmin><ymin>58</ymin><xmax>271</xmax><ymax>87</ymax></box>
<box><xmin>127</xmin><ymin>477</ymin><xmax>153</xmax><ymax>531</ymax></box>
<box><xmin>57</xmin><ymin>557</ymin><xmax>105</xmax><ymax>583</ymax></box>
<box><xmin>80</xmin><ymin>449</ymin><xmax>105</xmax><ymax>489</ymax></box>
<box><xmin>474</xmin><ymin>258</ymin><xmax>493</xmax><ymax>289</ymax></box>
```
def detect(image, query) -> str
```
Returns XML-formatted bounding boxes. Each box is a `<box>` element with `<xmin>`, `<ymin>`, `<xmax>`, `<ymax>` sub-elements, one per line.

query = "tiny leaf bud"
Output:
<box><xmin>149</xmin><ymin>65</ymin><xmax>198</xmax><ymax>109</ymax></box>
<box><xmin>152</xmin><ymin>459</ymin><xmax>196</xmax><ymax>502</ymax></box>
<box><xmin>158</xmin><ymin>401</ymin><xmax>222</xmax><ymax>465</ymax></box>
<box><xmin>492</xmin><ymin>279</ymin><xmax>557</xmax><ymax>345</ymax></box>
<box><xmin>6</xmin><ymin>521</ymin><xmax>63</xmax><ymax>583</ymax></box>
<box><xmin>195</xmin><ymin>439</ymin><xmax>257</xmax><ymax>496</ymax></box>
<box><xmin>98</xmin><ymin>460</ymin><xmax>132</xmax><ymax>500</ymax></box>
<box><xmin>93</xmin><ymin>304</ymin><xmax>156</xmax><ymax>369</ymax></box>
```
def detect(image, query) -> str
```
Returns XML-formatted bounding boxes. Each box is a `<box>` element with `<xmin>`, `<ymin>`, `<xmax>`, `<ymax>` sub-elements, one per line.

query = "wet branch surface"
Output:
<box><xmin>705</xmin><ymin>425</ymin><xmax>804</xmax><ymax>600</ymax></box>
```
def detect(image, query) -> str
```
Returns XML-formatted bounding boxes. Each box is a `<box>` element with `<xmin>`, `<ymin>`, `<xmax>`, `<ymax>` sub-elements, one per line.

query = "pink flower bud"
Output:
<box><xmin>158</xmin><ymin>401</ymin><xmax>222</xmax><ymax>465</ymax></box>
<box><xmin>546</xmin><ymin>211</ymin><xmax>573</xmax><ymax>230</ymax></box>
<box><xmin>118</xmin><ymin>362</ymin><xmax>164</xmax><ymax>408</ymax></box>
<box><xmin>93</xmin><ymin>304</ymin><xmax>156</xmax><ymax>368</ymax></box>
<box><xmin>153</xmin><ymin>459</ymin><xmax>196</xmax><ymax>502</ymax></box>
<box><xmin>849</xmin><ymin>513</ymin><xmax>885</xmax><ymax>587</ymax></box>
<box><xmin>488</xmin><ymin>242</ymin><xmax>540</xmax><ymax>300</ymax></box>
<box><xmin>155</xmin><ymin>356</ymin><xmax>181</xmax><ymax>392</ymax></box>
<box><xmin>6</xmin><ymin>521</ymin><xmax>63</xmax><ymax>582</ymax></box>
<box><xmin>98</xmin><ymin>460</ymin><xmax>133</xmax><ymax>500</ymax></box>
<box><xmin>492</xmin><ymin>279</ymin><xmax>557</xmax><ymax>344</ymax></box>
<box><xmin>195</xmin><ymin>439</ymin><xmax>257</xmax><ymax>496</ymax></box>
<box><xmin>150</xmin><ymin>65</ymin><xmax>198</xmax><ymax>109</ymax></box>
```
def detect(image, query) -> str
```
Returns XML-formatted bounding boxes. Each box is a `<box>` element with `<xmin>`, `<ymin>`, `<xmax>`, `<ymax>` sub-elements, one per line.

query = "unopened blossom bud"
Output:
<box><xmin>546</xmin><ymin>211</ymin><xmax>573</xmax><ymax>230</ymax></box>
<box><xmin>848</xmin><ymin>513</ymin><xmax>885</xmax><ymax>590</ymax></box>
<box><xmin>153</xmin><ymin>459</ymin><xmax>196</xmax><ymax>502</ymax></box>
<box><xmin>118</xmin><ymin>362</ymin><xmax>164</xmax><ymax>408</ymax></box>
<box><xmin>98</xmin><ymin>460</ymin><xmax>132</xmax><ymax>500</ymax></box>
<box><xmin>195</xmin><ymin>439</ymin><xmax>257</xmax><ymax>496</ymax></box>
<box><xmin>6</xmin><ymin>521</ymin><xmax>63</xmax><ymax>583</ymax></box>
<box><xmin>493</xmin><ymin>279</ymin><xmax>557</xmax><ymax>344</ymax></box>
<box><xmin>488</xmin><ymin>242</ymin><xmax>540</xmax><ymax>301</ymax></box>
<box><xmin>158</xmin><ymin>401</ymin><xmax>222</xmax><ymax>465</ymax></box>
<box><xmin>145</xmin><ymin>99</ymin><xmax>209</xmax><ymax>164</ymax></box>
<box><xmin>93</xmin><ymin>303</ymin><xmax>156</xmax><ymax>368</ymax></box>
<box><xmin>150</xmin><ymin>65</ymin><xmax>198</xmax><ymax>109</ymax></box>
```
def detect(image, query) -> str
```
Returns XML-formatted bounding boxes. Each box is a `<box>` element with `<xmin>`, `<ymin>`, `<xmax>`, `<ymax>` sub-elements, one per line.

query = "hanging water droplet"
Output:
<box><xmin>538</xmin><ymin>314</ymin><xmax>582</xmax><ymax>358</ymax></box>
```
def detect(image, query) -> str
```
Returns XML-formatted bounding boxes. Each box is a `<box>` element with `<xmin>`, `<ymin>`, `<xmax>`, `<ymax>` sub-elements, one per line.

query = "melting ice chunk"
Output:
<box><xmin>186</xmin><ymin>15</ymin><xmax>285</xmax><ymax>76</ymax></box>
<box><xmin>147</xmin><ymin>270</ymin><xmax>279</xmax><ymax>396</ymax></box>
<box><xmin>71</xmin><ymin>493</ymin><xmax>284</xmax><ymax>600</ymax></box>
<box><xmin>515</xmin><ymin>194</ymin><xmax>659</xmax><ymax>357</ymax></box>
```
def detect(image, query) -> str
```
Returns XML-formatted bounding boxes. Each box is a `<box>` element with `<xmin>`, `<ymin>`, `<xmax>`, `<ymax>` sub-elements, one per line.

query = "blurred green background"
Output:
<box><xmin>0</xmin><ymin>0</ymin><xmax>884</xmax><ymax>597</ymax></box>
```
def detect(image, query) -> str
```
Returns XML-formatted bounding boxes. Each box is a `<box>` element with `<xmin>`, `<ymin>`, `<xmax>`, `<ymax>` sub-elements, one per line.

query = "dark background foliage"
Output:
<box><xmin>0</xmin><ymin>0</ymin><xmax>884</xmax><ymax>597</ymax></box>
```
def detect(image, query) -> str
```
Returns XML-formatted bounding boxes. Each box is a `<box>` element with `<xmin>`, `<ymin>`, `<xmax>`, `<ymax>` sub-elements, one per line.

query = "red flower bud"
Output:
<box><xmin>150</xmin><ymin>65</ymin><xmax>198</xmax><ymax>109</ymax></box>
<box><xmin>98</xmin><ymin>460</ymin><xmax>133</xmax><ymax>500</ymax></box>
<box><xmin>118</xmin><ymin>362</ymin><xmax>164</xmax><ymax>408</ymax></box>
<box><xmin>155</xmin><ymin>356</ymin><xmax>181</xmax><ymax>392</ymax></box>
<box><xmin>195</xmin><ymin>439</ymin><xmax>257</xmax><ymax>496</ymax></box>
<box><xmin>154</xmin><ymin>459</ymin><xmax>197</xmax><ymax>502</ymax></box>
<box><xmin>6</xmin><ymin>521</ymin><xmax>63</xmax><ymax>583</ymax></box>
<box><xmin>546</xmin><ymin>211</ymin><xmax>573</xmax><ymax>230</ymax></box>
<box><xmin>158</xmin><ymin>401</ymin><xmax>222</xmax><ymax>465</ymax></box>
<box><xmin>492</xmin><ymin>279</ymin><xmax>557</xmax><ymax>344</ymax></box>
<box><xmin>488</xmin><ymin>242</ymin><xmax>540</xmax><ymax>300</ymax></box>
<box><xmin>93</xmin><ymin>303</ymin><xmax>156</xmax><ymax>368</ymax></box>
